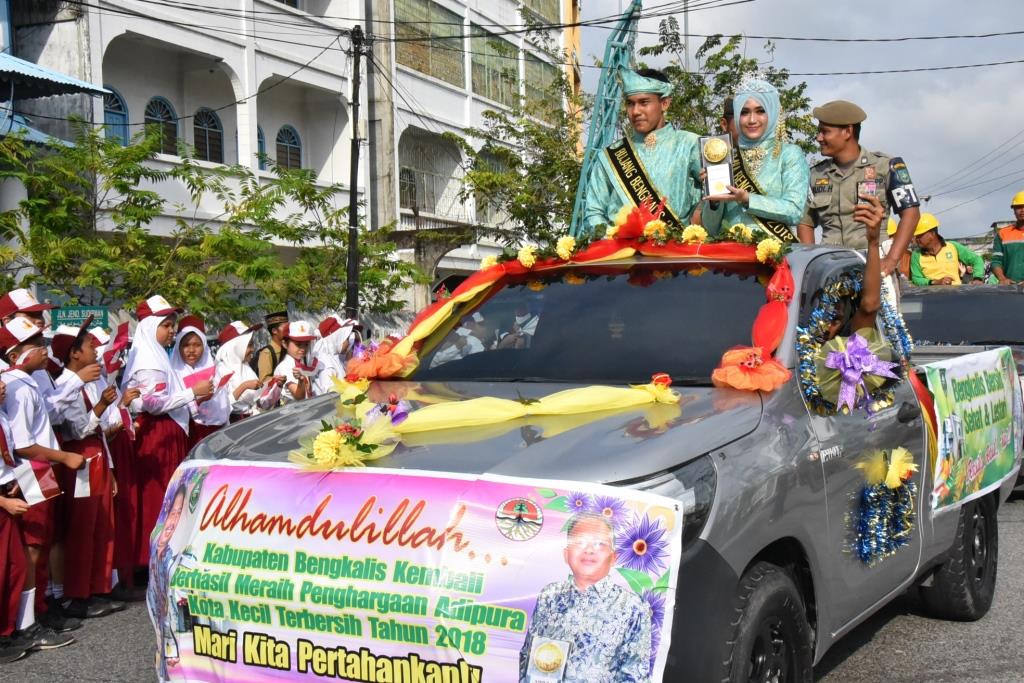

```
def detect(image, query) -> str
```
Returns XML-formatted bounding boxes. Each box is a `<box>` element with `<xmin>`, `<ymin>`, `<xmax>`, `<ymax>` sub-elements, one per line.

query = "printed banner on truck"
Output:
<box><xmin>924</xmin><ymin>347</ymin><xmax>1023</xmax><ymax>510</ymax></box>
<box><xmin>148</xmin><ymin>462</ymin><xmax>683</xmax><ymax>682</ymax></box>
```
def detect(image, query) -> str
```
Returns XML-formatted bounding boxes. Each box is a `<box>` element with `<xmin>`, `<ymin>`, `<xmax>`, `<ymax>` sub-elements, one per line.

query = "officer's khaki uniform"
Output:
<box><xmin>801</xmin><ymin>149</ymin><xmax>910</xmax><ymax>249</ymax></box>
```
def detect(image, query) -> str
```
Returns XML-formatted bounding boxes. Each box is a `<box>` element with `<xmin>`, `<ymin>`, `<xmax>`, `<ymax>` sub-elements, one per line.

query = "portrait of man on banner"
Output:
<box><xmin>519</xmin><ymin>513</ymin><xmax>653</xmax><ymax>683</ymax></box>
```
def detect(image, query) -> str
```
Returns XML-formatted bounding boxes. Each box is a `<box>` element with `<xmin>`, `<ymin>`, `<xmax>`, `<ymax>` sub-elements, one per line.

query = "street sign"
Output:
<box><xmin>52</xmin><ymin>306</ymin><xmax>108</xmax><ymax>330</ymax></box>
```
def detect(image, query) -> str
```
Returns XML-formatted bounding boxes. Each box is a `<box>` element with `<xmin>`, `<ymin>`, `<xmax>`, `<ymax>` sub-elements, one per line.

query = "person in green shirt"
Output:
<box><xmin>909</xmin><ymin>213</ymin><xmax>985</xmax><ymax>286</ymax></box>
<box><xmin>991</xmin><ymin>190</ymin><xmax>1024</xmax><ymax>283</ymax></box>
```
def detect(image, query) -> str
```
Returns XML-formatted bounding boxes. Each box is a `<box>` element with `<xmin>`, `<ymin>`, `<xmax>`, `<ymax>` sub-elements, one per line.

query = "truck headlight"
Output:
<box><xmin>626</xmin><ymin>455</ymin><xmax>716</xmax><ymax>550</ymax></box>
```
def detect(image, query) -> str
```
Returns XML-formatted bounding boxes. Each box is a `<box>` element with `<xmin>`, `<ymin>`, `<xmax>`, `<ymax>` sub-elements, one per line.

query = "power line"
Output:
<box><xmin>924</xmin><ymin>128</ymin><xmax>1024</xmax><ymax>194</ymax></box>
<box><xmin>118</xmin><ymin>0</ymin><xmax>1024</xmax><ymax>45</ymax></box>
<box><xmin>933</xmin><ymin>174</ymin><xmax>1024</xmax><ymax>215</ymax></box>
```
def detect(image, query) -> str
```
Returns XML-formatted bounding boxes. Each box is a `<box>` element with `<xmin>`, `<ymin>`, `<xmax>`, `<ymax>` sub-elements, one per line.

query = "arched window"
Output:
<box><xmin>275</xmin><ymin>125</ymin><xmax>301</xmax><ymax>170</ymax></box>
<box><xmin>193</xmin><ymin>108</ymin><xmax>223</xmax><ymax>163</ymax></box>
<box><xmin>144</xmin><ymin>97</ymin><xmax>178</xmax><ymax>155</ymax></box>
<box><xmin>103</xmin><ymin>88</ymin><xmax>128</xmax><ymax>146</ymax></box>
<box><xmin>257</xmin><ymin>125</ymin><xmax>266</xmax><ymax>171</ymax></box>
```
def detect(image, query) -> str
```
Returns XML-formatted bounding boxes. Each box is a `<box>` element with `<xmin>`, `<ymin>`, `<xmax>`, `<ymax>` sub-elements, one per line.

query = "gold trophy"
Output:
<box><xmin>700</xmin><ymin>134</ymin><xmax>734</xmax><ymax>196</ymax></box>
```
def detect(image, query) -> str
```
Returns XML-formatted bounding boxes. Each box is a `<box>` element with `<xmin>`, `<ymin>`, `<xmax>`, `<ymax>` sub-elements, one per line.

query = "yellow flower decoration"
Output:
<box><xmin>755</xmin><ymin>237</ymin><xmax>782</xmax><ymax>264</ymax></box>
<box><xmin>728</xmin><ymin>223</ymin><xmax>753</xmax><ymax>242</ymax></box>
<box><xmin>527</xmin><ymin>280</ymin><xmax>546</xmax><ymax>291</ymax></box>
<box><xmin>517</xmin><ymin>245</ymin><xmax>537</xmax><ymax>269</ymax></box>
<box><xmin>480</xmin><ymin>254</ymin><xmax>498</xmax><ymax>269</ymax></box>
<box><xmin>555</xmin><ymin>235</ymin><xmax>576</xmax><ymax>260</ymax></box>
<box><xmin>681</xmin><ymin>224</ymin><xmax>707</xmax><ymax>245</ymax></box>
<box><xmin>564</xmin><ymin>273</ymin><xmax>586</xmax><ymax>285</ymax></box>
<box><xmin>605</xmin><ymin>224</ymin><xmax>619</xmax><ymax>239</ymax></box>
<box><xmin>643</xmin><ymin>219</ymin><xmax>667</xmax><ymax>240</ymax></box>
<box><xmin>311</xmin><ymin>430</ymin><xmax>343</xmax><ymax>465</ymax></box>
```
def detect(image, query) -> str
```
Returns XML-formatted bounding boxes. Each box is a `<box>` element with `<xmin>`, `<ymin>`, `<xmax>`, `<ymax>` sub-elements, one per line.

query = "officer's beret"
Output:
<box><xmin>812</xmin><ymin>100</ymin><xmax>867</xmax><ymax>126</ymax></box>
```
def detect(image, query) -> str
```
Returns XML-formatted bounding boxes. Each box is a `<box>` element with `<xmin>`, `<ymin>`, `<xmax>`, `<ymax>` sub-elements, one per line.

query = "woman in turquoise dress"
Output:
<box><xmin>701</xmin><ymin>78</ymin><xmax>809</xmax><ymax>240</ymax></box>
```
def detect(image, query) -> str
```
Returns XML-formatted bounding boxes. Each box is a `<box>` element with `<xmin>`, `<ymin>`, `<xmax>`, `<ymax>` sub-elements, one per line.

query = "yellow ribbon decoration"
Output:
<box><xmin>394</xmin><ymin>382</ymin><xmax>679</xmax><ymax>435</ymax></box>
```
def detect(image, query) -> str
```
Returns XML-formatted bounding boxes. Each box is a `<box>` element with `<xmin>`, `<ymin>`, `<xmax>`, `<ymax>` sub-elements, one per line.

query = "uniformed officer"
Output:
<box><xmin>797</xmin><ymin>100</ymin><xmax>921</xmax><ymax>276</ymax></box>
<box><xmin>251</xmin><ymin>311</ymin><xmax>288</xmax><ymax>383</ymax></box>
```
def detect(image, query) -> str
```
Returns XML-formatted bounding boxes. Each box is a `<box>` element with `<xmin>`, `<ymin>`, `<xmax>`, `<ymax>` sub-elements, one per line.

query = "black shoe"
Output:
<box><xmin>91</xmin><ymin>596</ymin><xmax>126</xmax><ymax>614</ymax></box>
<box><xmin>107</xmin><ymin>583</ymin><xmax>138</xmax><ymax>602</ymax></box>
<box><xmin>15</xmin><ymin>623</ymin><xmax>75</xmax><ymax>650</ymax></box>
<box><xmin>61</xmin><ymin>598</ymin><xmax>111</xmax><ymax>619</ymax></box>
<box><xmin>0</xmin><ymin>636</ymin><xmax>29</xmax><ymax>664</ymax></box>
<box><xmin>39</xmin><ymin>610</ymin><xmax>82</xmax><ymax>633</ymax></box>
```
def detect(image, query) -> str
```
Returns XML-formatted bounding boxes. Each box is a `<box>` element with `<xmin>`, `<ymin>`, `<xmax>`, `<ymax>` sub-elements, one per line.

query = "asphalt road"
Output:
<box><xmin>6</xmin><ymin>492</ymin><xmax>1022</xmax><ymax>682</ymax></box>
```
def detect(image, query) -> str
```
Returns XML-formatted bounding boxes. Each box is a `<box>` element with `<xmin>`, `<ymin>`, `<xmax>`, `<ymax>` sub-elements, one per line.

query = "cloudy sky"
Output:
<box><xmin>578</xmin><ymin>0</ymin><xmax>1024</xmax><ymax>238</ymax></box>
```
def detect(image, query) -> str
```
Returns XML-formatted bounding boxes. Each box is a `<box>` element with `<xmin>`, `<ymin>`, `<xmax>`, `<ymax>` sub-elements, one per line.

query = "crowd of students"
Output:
<box><xmin>0</xmin><ymin>291</ymin><xmax>361</xmax><ymax>664</ymax></box>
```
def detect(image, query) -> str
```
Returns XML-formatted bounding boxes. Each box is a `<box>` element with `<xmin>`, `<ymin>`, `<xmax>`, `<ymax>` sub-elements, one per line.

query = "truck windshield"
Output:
<box><xmin>901</xmin><ymin>289</ymin><xmax>1024</xmax><ymax>346</ymax></box>
<box><xmin>411</xmin><ymin>262</ymin><xmax>771</xmax><ymax>385</ymax></box>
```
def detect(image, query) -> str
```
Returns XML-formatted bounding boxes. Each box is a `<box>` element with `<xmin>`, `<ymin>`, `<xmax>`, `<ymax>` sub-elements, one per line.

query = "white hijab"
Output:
<box><xmin>170</xmin><ymin>325</ymin><xmax>213</xmax><ymax>377</ymax></box>
<box><xmin>312</xmin><ymin>319</ymin><xmax>359</xmax><ymax>391</ymax></box>
<box><xmin>121</xmin><ymin>315</ymin><xmax>190</xmax><ymax>433</ymax></box>
<box><xmin>215</xmin><ymin>331</ymin><xmax>256</xmax><ymax>380</ymax></box>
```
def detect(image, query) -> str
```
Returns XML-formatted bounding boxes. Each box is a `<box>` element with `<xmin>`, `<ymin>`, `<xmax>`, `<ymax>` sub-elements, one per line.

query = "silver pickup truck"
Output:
<box><xmin>186</xmin><ymin>245</ymin><xmax>1021</xmax><ymax>683</ymax></box>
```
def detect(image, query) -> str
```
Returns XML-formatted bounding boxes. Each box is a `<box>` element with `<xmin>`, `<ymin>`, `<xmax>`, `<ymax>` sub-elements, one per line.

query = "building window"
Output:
<box><xmin>276</xmin><ymin>0</ymin><xmax>299</xmax><ymax>7</ymax></box>
<box><xmin>193</xmin><ymin>109</ymin><xmax>223</xmax><ymax>163</ymax></box>
<box><xmin>524</xmin><ymin>0</ymin><xmax>559</xmax><ymax>23</ymax></box>
<box><xmin>103</xmin><ymin>88</ymin><xmax>128</xmax><ymax>146</ymax></box>
<box><xmin>470</xmin><ymin>26</ymin><xmax>518</xmax><ymax>108</ymax></box>
<box><xmin>525</xmin><ymin>54</ymin><xmax>560</xmax><ymax>121</ymax></box>
<box><xmin>144</xmin><ymin>97</ymin><xmax>178</xmax><ymax>155</ymax></box>
<box><xmin>395</xmin><ymin>0</ymin><xmax>465</xmax><ymax>88</ymax></box>
<box><xmin>275</xmin><ymin>125</ymin><xmax>301</xmax><ymax>170</ymax></box>
<box><xmin>257</xmin><ymin>126</ymin><xmax>266</xmax><ymax>170</ymax></box>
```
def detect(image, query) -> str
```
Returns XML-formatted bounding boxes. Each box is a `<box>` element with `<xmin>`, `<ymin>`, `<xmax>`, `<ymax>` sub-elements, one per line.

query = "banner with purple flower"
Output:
<box><xmin>148</xmin><ymin>461</ymin><xmax>683</xmax><ymax>683</ymax></box>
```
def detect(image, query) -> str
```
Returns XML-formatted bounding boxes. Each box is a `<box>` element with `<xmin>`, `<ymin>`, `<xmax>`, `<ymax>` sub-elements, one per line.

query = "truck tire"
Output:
<box><xmin>921</xmin><ymin>495</ymin><xmax>998</xmax><ymax>621</ymax></box>
<box><xmin>721</xmin><ymin>561</ymin><xmax>813</xmax><ymax>683</ymax></box>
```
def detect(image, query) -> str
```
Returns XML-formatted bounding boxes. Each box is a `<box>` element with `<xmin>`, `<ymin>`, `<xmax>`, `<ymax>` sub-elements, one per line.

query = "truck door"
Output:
<box><xmin>799</xmin><ymin>256</ymin><xmax>925</xmax><ymax>634</ymax></box>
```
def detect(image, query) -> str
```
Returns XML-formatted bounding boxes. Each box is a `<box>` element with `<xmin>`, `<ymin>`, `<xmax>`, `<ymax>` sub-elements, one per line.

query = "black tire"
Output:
<box><xmin>921</xmin><ymin>495</ymin><xmax>998</xmax><ymax>621</ymax></box>
<box><xmin>721</xmin><ymin>561</ymin><xmax>813</xmax><ymax>683</ymax></box>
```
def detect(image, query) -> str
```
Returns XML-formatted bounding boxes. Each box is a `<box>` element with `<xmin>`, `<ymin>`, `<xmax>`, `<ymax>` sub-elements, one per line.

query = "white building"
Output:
<box><xmin>10</xmin><ymin>0</ymin><xmax>581</xmax><ymax>309</ymax></box>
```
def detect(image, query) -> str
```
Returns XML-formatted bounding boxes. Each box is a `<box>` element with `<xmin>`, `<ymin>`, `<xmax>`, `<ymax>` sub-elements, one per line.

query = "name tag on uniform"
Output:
<box><xmin>812</xmin><ymin>178</ymin><xmax>832</xmax><ymax>194</ymax></box>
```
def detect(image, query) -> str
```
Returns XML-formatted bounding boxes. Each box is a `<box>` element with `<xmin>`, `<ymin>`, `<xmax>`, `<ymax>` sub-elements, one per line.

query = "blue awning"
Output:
<box><xmin>0</xmin><ymin>110</ymin><xmax>70</xmax><ymax>146</ymax></box>
<box><xmin>0</xmin><ymin>53</ymin><xmax>108</xmax><ymax>101</ymax></box>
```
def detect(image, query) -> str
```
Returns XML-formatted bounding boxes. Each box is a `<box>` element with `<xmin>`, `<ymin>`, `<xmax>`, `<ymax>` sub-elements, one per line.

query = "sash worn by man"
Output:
<box><xmin>584</xmin><ymin>68</ymin><xmax>702</xmax><ymax>234</ymax></box>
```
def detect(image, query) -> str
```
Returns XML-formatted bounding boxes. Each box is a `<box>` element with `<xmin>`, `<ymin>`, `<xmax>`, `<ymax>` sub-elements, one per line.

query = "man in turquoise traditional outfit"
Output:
<box><xmin>584</xmin><ymin>68</ymin><xmax>702</xmax><ymax>234</ymax></box>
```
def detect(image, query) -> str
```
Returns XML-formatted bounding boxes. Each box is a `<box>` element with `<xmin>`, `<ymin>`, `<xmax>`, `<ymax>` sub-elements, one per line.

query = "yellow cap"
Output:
<box><xmin>1012</xmin><ymin>191</ymin><xmax>1024</xmax><ymax>207</ymax></box>
<box><xmin>914</xmin><ymin>212</ymin><xmax>939</xmax><ymax>236</ymax></box>
<box><xmin>886</xmin><ymin>217</ymin><xmax>898</xmax><ymax>236</ymax></box>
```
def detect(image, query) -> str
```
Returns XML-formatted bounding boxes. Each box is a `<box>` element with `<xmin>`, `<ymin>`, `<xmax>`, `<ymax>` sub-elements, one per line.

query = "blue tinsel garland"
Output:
<box><xmin>795</xmin><ymin>271</ymin><xmax>914</xmax><ymax>416</ymax></box>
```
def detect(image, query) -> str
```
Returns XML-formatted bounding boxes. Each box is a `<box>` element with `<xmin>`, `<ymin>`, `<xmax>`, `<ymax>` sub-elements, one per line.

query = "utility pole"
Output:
<box><xmin>345</xmin><ymin>25</ymin><xmax>363</xmax><ymax>318</ymax></box>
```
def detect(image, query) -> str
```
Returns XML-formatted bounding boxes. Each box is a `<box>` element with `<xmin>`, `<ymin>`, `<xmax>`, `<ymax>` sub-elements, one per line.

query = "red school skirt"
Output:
<box><xmin>0</xmin><ymin>508</ymin><xmax>26</xmax><ymax>636</ymax></box>
<box><xmin>134</xmin><ymin>414</ymin><xmax>188</xmax><ymax>567</ymax></box>
<box><xmin>108</xmin><ymin>429</ymin><xmax>138</xmax><ymax>582</ymax></box>
<box><xmin>186</xmin><ymin>419</ymin><xmax>222</xmax><ymax>453</ymax></box>
<box><xmin>58</xmin><ymin>435</ymin><xmax>114</xmax><ymax>600</ymax></box>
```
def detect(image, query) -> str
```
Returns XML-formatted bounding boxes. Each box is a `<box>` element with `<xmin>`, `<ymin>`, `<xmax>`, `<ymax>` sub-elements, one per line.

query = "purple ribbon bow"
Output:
<box><xmin>825</xmin><ymin>333</ymin><xmax>899</xmax><ymax>412</ymax></box>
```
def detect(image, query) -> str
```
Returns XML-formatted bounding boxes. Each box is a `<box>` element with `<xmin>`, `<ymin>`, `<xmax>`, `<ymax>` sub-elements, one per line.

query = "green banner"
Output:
<box><xmin>53</xmin><ymin>306</ymin><xmax>108</xmax><ymax>330</ymax></box>
<box><xmin>924</xmin><ymin>347</ymin><xmax>1023</xmax><ymax>510</ymax></box>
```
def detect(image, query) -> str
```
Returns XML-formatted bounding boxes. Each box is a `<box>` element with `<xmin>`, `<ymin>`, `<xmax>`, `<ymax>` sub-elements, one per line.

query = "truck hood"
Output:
<box><xmin>193</xmin><ymin>382</ymin><xmax>763</xmax><ymax>485</ymax></box>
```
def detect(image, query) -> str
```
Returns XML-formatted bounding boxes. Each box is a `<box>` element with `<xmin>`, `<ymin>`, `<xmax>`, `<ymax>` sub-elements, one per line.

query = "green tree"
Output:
<box><xmin>0</xmin><ymin>123</ymin><xmax>421</xmax><ymax>321</ymax></box>
<box><xmin>639</xmin><ymin>19</ymin><xmax>816</xmax><ymax>153</ymax></box>
<box><xmin>445</xmin><ymin>26</ymin><xmax>587</xmax><ymax>249</ymax></box>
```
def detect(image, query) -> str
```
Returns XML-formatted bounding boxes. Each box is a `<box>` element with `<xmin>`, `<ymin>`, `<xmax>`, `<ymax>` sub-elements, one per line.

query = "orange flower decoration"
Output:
<box><xmin>712</xmin><ymin>346</ymin><xmax>791</xmax><ymax>392</ymax></box>
<box><xmin>651</xmin><ymin>372</ymin><xmax>672</xmax><ymax>387</ymax></box>
<box><xmin>345</xmin><ymin>339</ymin><xmax>415</xmax><ymax>379</ymax></box>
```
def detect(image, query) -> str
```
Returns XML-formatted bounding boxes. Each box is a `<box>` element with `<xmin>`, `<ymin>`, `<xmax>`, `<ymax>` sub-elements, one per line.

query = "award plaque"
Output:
<box><xmin>700</xmin><ymin>134</ymin><xmax>734</xmax><ymax>197</ymax></box>
<box><xmin>526</xmin><ymin>637</ymin><xmax>571</xmax><ymax>682</ymax></box>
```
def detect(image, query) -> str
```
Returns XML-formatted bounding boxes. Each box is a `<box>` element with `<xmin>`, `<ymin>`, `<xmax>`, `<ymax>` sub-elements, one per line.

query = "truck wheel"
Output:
<box><xmin>921</xmin><ymin>496</ymin><xmax>998</xmax><ymax>621</ymax></box>
<box><xmin>721</xmin><ymin>562</ymin><xmax>813</xmax><ymax>683</ymax></box>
